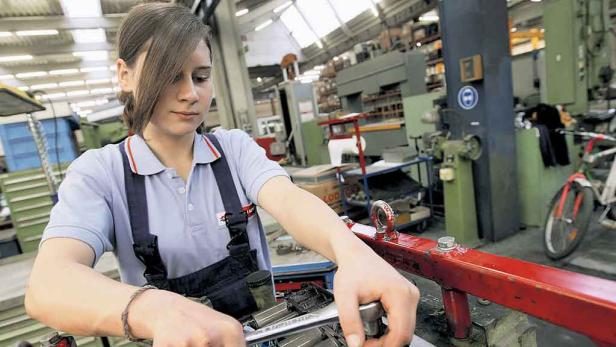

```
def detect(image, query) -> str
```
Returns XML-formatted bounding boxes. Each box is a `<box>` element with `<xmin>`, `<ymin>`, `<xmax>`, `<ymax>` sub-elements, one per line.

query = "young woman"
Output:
<box><xmin>25</xmin><ymin>3</ymin><xmax>419</xmax><ymax>346</ymax></box>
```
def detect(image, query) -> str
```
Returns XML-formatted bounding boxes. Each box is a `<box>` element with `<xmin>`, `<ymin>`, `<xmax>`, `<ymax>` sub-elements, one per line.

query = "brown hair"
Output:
<box><xmin>116</xmin><ymin>2</ymin><xmax>211</xmax><ymax>135</ymax></box>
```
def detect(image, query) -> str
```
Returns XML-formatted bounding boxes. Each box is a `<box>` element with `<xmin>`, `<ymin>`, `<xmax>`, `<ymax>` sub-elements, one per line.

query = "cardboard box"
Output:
<box><xmin>297</xmin><ymin>178</ymin><xmax>361</xmax><ymax>214</ymax></box>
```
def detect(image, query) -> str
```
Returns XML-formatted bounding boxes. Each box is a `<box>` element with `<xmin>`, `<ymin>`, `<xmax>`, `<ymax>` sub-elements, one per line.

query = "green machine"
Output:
<box><xmin>426</xmin><ymin>132</ymin><xmax>482</xmax><ymax>246</ymax></box>
<box><xmin>80</xmin><ymin>118</ymin><xmax>128</xmax><ymax>150</ymax></box>
<box><xmin>277</xmin><ymin>80</ymin><xmax>329</xmax><ymax>166</ymax></box>
<box><xmin>544</xmin><ymin>0</ymin><xmax>612</xmax><ymax>115</ymax></box>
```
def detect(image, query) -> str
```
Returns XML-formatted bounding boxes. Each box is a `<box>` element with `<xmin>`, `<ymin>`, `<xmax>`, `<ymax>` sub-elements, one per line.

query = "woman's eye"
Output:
<box><xmin>172</xmin><ymin>74</ymin><xmax>182</xmax><ymax>83</ymax></box>
<box><xmin>194</xmin><ymin>75</ymin><xmax>210</xmax><ymax>83</ymax></box>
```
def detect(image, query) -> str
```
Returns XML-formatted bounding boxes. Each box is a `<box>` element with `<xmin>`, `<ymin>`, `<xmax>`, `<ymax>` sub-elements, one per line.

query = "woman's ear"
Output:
<box><xmin>116</xmin><ymin>58</ymin><xmax>133</xmax><ymax>93</ymax></box>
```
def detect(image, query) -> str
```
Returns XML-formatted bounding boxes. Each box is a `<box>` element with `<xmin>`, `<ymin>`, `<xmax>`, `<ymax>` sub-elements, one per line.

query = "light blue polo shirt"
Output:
<box><xmin>41</xmin><ymin>128</ymin><xmax>289</xmax><ymax>285</ymax></box>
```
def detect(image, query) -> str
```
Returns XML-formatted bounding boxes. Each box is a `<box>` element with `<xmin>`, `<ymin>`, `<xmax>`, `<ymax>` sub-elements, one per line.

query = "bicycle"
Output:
<box><xmin>544</xmin><ymin>130</ymin><xmax>616</xmax><ymax>259</ymax></box>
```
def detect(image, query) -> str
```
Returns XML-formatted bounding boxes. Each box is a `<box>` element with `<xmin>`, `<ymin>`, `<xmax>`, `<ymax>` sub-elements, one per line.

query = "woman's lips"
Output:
<box><xmin>171</xmin><ymin>111</ymin><xmax>199</xmax><ymax>120</ymax></box>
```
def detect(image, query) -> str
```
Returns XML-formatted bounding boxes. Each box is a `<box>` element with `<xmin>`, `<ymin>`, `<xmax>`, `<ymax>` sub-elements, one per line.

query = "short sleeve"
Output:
<box><xmin>219</xmin><ymin>129</ymin><xmax>289</xmax><ymax>204</ymax></box>
<box><xmin>41</xmin><ymin>149</ymin><xmax>115</xmax><ymax>265</ymax></box>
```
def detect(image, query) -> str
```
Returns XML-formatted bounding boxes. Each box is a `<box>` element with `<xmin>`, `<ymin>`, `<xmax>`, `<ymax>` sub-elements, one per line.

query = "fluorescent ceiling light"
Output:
<box><xmin>314</xmin><ymin>65</ymin><xmax>325</xmax><ymax>70</ymax></box>
<box><xmin>18</xmin><ymin>86</ymin><xmax>29</xmax><ymax>91</ymax></box>
<box><xmin>16</xmin><ymin>30</ymin><xmax>59</xmax><ymax>36</ymax></box>
<box><xmin>90</xmin><ymin>87</ymin><xmax>113</xmax><ymax>95</ymax></box>
<box><xmin>0</xmin><ymin>32</ymin><xmax>12</xmax><ymax>37</ymax></box>
<box><xmin>0</xmin><ymin>74</ymin><xmax>14</xmax><ymax>80</ymax></box>
<box><xmin>530</xmin><ymin>0</ymin><xmax>541</xmax><ymax>2</ymax></box>
<box><xmin>274</xmin><ymin>1</ymin><xmax>292</xmax><ymax>13</ymax></box>
<box><xmin>30</xmin><ymin>83</ymin><xmax>59</xmax><ymax>89</ymax></box>
<box><xmin>86</xmin><ymin>78</ymin><xmax>110</xmax><ymax>85</ymax></box>
<box><xmin>95</xmin><ymin>98</ymin><xmax>108</xmax><ymax>105</ymax></box>
<box><xmin>16</xmin><ymin>71</ymin><xmax>47</xmax><ymax>78</ymax></box>
<box><xmin>67</xmin><ymin>90</ymin><xmax>90</xmax><ymax>96</ymax></box>
<box><xmin>73</xmin><ymin>50</ymin><xmax>109</xmax><ymax>61</ymax></box>
<box><xmin>235</xmin><ymin>8</ymin><xmax>249</xmax><ymax>16</ymax></box>
<box><xmin>316</xmin><ymin>40</ymin><xmax>323</xmax><ymax>48</ymax></box>
<box><xmin>0</xmin><ymin>55</ymin><xmax>33</xmax><ymax>63</ymax></box>
<box><xmin>80</xmin><ymin>66</ymin><xmax>108</xmax><ymax>73</ymax></box>
<box><xmin>43</xmin><ymin>92</ymin><xmax>67</xmax><ymax>99</ymax></box>
<box><xmin>72</xmin><ymin>29</ymin><xmax>106</xmax><ymax>43</ymax></box>
<box><xmin>60</xmin><ymin>0</ymin><xmax>102</xmax><ymax>17</ymax></box>
<box><xmin>78</xmin><ymin>109</ymin><xmax>93</xmax><ymax>116</ymax></box>
<box><xmin>50</xmin><ymin>68</ymin><xmax>80</xmax><ymax>75</ymax></box>
<box><xmin>255</xmin><ymin>19</ymin><xmax>273</xmax><ymax>31</ymax></box>
<box><xmin>74</xmin><ymin>100</ymin><xmax>96</xmax><ymax>108</ymax></box>
<box><xmin>419</xmin><ymin>15</ymin><xmax>439</xmax><ymax>22</ymax></box>
<box><xmin>59</xmin><ymin>80</ymin><xmax>85</xmax><ymax>87</ymax></box>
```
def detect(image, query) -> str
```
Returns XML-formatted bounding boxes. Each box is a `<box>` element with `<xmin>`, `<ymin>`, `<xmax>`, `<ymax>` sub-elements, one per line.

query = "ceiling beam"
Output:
<box><xmin>0</xmin><ymin>15</ymin><xmax>124</xmax><ymax>31</ymax></box>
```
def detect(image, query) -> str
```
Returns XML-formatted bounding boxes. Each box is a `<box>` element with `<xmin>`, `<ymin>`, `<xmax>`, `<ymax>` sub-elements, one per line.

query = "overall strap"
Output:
<box><xmin>204</xmin><ymin>133</ymin><xmax>251</xmax><ymax>251</ymax></box>
<box><xmin>119</xmin><ymin>139</ymin><xmax>168</xmax><ymax>287</ymax></box>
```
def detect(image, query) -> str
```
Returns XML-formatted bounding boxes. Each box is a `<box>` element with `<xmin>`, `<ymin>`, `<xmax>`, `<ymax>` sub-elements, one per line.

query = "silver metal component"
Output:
<box><xmin>277</xmin><ymin>329</ymin><xmax>324</xmax><ymax>347</ymax></box>
<box><xmin>251</xmin><ymin>301</ymin><xmax>292</xmax><ymax>329</ymax></box>
<box><xmin>437</xmin><ymin>236</ymin><xmax>457</xmax><ymax>251</ymax></box>
<box><xmin>245</xmin><ymin>302</ymin><xmax>384</xmax><ymax>345</ymax></box>
<box><xmin>363</xmin><ymin>319</ymin><xmax>385</xmax><ymax>338</ymax></box>
<box><xmin>26</xmin><ymin>113</ymin><xmax>59</xmax><ymax>196</ymax></box>
<box><xmin>477</xmin><ymin>298</ymin><xmax>491</xmax><ymax>306</ymax></box>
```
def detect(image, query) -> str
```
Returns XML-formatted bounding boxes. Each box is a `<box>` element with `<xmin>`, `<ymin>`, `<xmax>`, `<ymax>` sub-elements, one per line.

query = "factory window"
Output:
<box><xmin>329</xmin><ymin>0</ymin><xmax>374</xmax><ymax>23</ymax></box>
<box><xmin>295</xmin><ymin>0</ymin><xmax>339</xmax><ymax>38</ymax></box>
<box><xmin>280</xmin><ymin>5</ymin><xmax>319</xmax><ymax>48</ymax></box>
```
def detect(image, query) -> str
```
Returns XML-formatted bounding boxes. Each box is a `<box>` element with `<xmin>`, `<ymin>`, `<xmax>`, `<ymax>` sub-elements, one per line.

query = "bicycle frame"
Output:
<box><xmin>556</xmin><ymin>134</ymin><xmax>616</xmax><ymax>220</ymax></box>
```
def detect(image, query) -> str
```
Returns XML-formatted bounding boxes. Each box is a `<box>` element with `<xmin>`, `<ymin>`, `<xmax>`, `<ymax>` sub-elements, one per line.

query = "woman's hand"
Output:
<box><xmin>129</xmin><ymin>289</ymin><xmax>245</xmax><ymax>347</ymax></box>
<box><xmin>333</xmin><ymin>242</ymin><xmax>420</xmax><ymax>347</ymax></box>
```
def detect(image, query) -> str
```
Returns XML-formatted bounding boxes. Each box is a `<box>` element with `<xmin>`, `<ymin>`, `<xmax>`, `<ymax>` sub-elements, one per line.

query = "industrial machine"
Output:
<box><xmin>423</xmin><ymin>106</ymin><xmax>483</xmax><ymax>245</ymax></box>
<box><xmin>79</xmin><ymin>102</ymin><xmax>128</xmax><ymax>150</ymax></box>
<box><xmin>544</xmin><ymin>0</ymin><xmax>613</xmax><ymax>117</ymax></box>
<box><xmin>345</xmin><ymin>201</ymin><xmax>616</xmax><ymax>346</ymax></box>
<box><xmin>276</xmin><ymin>80</ymin><xmax>329</xmax><ymax>166</ymax></box>
<box><xmin>335</xmin><ymin>50</ymin><xmax>428</xmax><ymax>157</ymax></box>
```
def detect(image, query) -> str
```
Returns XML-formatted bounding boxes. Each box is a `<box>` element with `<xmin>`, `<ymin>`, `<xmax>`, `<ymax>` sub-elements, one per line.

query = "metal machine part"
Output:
<box><xmin>249</xmin><ymin>301</ymin><xmax>296</xmax><ymax>329</ymax></box>
<box><xmin>26</xmin><ymin>113</ymin><xmax>59</xmax><ymax>202</ymax></box>
<box><xmin>370</xmin><ymin>200</ymin><xmax>399</xmax><ymax>241</ymax></box>
<box><xmin>245</xmin><ymin>302</ymin><xmax>384</xmax><ymax>345</ymax></box>
<box><xmin>343</xmin><ymin>215</ymin><xmax>616</xmax><ymax>346</ymax></box>
<box><xmin>277</xmin><ymin>329</ymin><xmax>326</xmax><ymax>347</ymax></box>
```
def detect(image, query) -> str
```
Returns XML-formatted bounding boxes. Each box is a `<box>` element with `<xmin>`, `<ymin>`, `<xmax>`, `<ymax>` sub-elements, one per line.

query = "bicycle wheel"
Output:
<box><xmin>543</xmin><ymin>183</ymin><xmax>594</xmax><ymax>260</ymax></box>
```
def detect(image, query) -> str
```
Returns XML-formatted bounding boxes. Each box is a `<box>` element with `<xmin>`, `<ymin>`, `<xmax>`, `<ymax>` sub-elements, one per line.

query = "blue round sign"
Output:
<box><xmin>457</xmin><ymin>86</ymin><xmax>479</xmax><ymax>110</ymax></box>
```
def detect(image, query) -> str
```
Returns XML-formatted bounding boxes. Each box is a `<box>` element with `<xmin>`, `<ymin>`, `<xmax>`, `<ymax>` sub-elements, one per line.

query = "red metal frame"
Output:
<box><xmin>346</xmin><ymin>220</ymin><xmax>616</xmax><ymax>346</ymax></box>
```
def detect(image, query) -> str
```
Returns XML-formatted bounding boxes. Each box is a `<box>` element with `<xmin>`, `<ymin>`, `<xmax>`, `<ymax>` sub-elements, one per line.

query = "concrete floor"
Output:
<box><xmin>397</xmin><ymin>216</ymin><xmax>615</xmax><ymax>347</ymax></box>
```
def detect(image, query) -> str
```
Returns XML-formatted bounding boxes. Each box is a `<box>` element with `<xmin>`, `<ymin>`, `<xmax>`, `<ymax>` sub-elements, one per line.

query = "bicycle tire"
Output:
<box><xmin>543</xmin><ymin>183</ymin><xmax>593</xmax><ymax>260</ymax></box>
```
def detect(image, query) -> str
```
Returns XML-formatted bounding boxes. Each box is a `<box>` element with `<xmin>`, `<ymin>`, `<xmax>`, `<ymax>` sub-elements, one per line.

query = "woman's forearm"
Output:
<box><xmin>269</xmin><ymin>182</ymin><xmax>369</xmax><ymax>264</ymax></box>
<box><xmin>25</xmin><ymin>239</ymin><xmax>169</xmax><ymax>339</ymax></box>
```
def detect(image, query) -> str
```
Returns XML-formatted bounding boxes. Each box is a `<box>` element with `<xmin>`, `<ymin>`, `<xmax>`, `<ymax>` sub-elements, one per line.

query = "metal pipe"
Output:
<box><xmin>441</xmin><ymin>288</ymin><xmax>472</xmax><ymax>339</ymax></box>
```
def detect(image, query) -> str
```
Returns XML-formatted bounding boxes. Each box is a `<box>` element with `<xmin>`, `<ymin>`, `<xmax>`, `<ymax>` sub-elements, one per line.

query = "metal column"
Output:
<box><xmin>439</xmin><ymin>0</ymin><xmax>519</xmax><ymax>241</ymax></box>
<box><xmin>209</xmin><ymin>0</ymin><xmax>257</xmax><ymax>134</ymax></box>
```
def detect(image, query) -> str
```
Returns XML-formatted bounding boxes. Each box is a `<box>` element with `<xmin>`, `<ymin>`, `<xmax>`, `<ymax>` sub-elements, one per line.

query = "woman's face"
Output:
<box><xmin>150</xmin><ymin>40</ymin><xmax>213</xmax><ymax>137</ymax></box>
<box><xmin>119</xmin><ymin>39</ymin><xmax>213</xmax><ymax>138</ymax></box>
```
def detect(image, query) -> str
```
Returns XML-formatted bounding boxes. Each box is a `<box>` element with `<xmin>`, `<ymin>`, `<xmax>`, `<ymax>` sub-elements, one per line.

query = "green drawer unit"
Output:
<box><xmin>0</xmin><ymin>165</ymin><xmax>68</xmax><ymax>253</ymax></box>
<box><xmin>0</xmin><ymin>260</ymin><xmax>139</xmax><ymax>347</ymax></box>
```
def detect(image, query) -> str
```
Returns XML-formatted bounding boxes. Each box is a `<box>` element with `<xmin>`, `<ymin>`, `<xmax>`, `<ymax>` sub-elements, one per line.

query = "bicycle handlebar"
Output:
<box><xmin>557</xmin><ymin>129</ymin><xmax>616</xmax><ymax>142</ymax></box>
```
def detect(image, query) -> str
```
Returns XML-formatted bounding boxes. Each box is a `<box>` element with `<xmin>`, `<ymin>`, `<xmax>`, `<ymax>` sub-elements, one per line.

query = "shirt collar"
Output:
<box><xmin>124</xmin><ymin>132</ymin><xmax>221</xmax><ymax>176</ymax></box>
